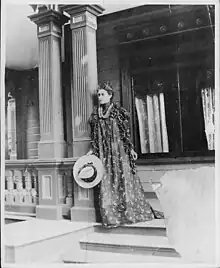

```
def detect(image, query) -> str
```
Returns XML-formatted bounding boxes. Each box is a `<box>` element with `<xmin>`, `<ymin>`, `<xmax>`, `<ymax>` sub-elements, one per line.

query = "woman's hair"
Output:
<box><xmin>97</xmin><ymin>81</ymin><xmax>114</xmax><ymax>100</ymax></box>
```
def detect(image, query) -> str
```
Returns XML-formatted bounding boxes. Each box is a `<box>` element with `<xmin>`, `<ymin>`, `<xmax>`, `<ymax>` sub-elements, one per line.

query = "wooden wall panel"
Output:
<box><xmin>96</xmin><ymin>23</ymin><xmax>121</xmax><ymax>103</ymax></box>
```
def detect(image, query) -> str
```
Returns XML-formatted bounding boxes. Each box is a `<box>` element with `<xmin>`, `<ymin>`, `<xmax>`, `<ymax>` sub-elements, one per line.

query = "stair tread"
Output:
<box><xmin>80</xmin><ymin>233</ymin><xmax>173</xmax><ymax>249</ymax></box>
<box><xmin>5</xmin><ymin>213</ymin><xmax>36</xmax><ymax>221</ymax></box>
<box><xmin>5</xmin><ymin>211</ymin><xmax>36</xmax><ymax>217</ymax></box>
<box><xmin>95</xmin><ymin>219</ymin><xmax>166</xmax><ymax>229</ymax></box>
<box><xmin>63</xmin><ymin>250</ymin><xmax>183</xmax><ymax>263</ymax></box>
<box><xmin>123</xmin><ymin>219</ymin><xmax>165</xmax><ymax>228</ymax></box>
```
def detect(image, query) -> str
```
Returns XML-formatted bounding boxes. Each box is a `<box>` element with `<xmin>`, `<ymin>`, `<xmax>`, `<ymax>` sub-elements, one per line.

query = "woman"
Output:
<box><xmin>88</xmin><ymin>81</ymin><xmax>163</xmax><ymax>228</ymax></box>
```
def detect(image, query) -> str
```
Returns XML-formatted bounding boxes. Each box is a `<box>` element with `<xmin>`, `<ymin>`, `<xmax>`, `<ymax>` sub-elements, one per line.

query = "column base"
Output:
<box><xmin>38</xmin><ymin>140</ymin><xmax>66</xmax><ymax>159</ymax></box>
<box><xmin>71</xmin><ymin>207</ymin><xmax>96</xmax><ymax>222</ymax></box>
<box><xmin>36</xmin><ymin>205</ymin><xmax>63</xmax><ymax>220</ymax></box>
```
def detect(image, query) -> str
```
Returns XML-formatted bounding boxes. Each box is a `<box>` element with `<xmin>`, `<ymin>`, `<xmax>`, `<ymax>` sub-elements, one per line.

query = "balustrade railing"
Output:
<box><xmin>5</xmin><ymin>159</ymin><xmax>75</xmax><ymax>217</ymax></box>
<box><xmin>5</xmin><ymin>162</ymin><xmax>39</xmax><ymax>214</ymax></box>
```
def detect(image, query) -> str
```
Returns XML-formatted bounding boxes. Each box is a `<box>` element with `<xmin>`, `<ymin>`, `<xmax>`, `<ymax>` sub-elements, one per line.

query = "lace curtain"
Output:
<box><xmin>135</xmin><ymin>93</ymin><xmax>169</xmax><ymax>153</ymax></box>
<box><xmin>201</xmin><ymin>87</ymin><xmax>215</xmax><ymax>150</ymax></box>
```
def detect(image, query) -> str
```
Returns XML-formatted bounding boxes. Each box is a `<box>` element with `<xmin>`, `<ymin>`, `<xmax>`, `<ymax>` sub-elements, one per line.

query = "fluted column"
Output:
<box><xmin>29</xmin><ymin>10</ymin><xmax>69</xmax><ymax>220</ymax></box>
<box><xmin>29</xmin><ymin>10</ymin><xmax>68</xmax><ymax>159</ymax></box>
<box><xmin>61</xmin><ymin>5</ymin><xmax>104</xmax><ymax>158</ymax></box>
<box><xmin>62</xmin><ymin>5</ymin><xmax>104</xmax><ymax>222</ymax></box>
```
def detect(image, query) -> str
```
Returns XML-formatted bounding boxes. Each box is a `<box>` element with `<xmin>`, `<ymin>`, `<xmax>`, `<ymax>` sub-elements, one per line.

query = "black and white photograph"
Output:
<box><xmin>1</xmin><ymin>1</ymin><xmax>219</xmax><ymax>266</ymax></box>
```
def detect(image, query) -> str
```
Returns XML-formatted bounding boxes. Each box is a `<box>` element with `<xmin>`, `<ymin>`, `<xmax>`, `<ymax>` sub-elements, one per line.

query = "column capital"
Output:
<box><xmin>29</xmin><ymin>10</ymin><xmax>69</xmax><ymax>38</ymax></box>
<box><xmin>60</xmin><ymin>5</ymin><xmax>105</xmax><ymax>16</ymax></box>
<box><xmin>60</xmin><ymin>5</ymin><xmax>104</xmax><ymax>30</ymax></box>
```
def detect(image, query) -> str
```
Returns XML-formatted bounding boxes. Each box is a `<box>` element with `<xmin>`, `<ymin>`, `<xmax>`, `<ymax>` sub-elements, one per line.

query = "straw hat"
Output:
<box><xmin>73</xmin><ymin>155</ymin><xmax>104</xmax><ymax>189</ymax></box>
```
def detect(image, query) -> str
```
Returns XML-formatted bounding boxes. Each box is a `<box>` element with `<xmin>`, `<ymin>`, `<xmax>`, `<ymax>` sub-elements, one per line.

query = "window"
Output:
<box><xmin>120</xmin><ymin>9</ymin><xmax>215</xmax><ymax>160</ymax></box>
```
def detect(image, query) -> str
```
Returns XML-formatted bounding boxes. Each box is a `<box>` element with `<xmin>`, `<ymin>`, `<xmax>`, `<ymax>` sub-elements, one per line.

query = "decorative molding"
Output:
<box><xmin>72</xmin><ymin>15</ymin><xmax>84</xmax><ymax>24</ymax></box>
<box><xmin>70</xmin><ymin>13</ymin><xmax>97</xmax><ymax>30</ymax></box>
<box><xmin>65</xmin><ymin>170</ymin><xmax>73</xmax><ymax>206</ymax></box>
<box><xmin>38</xmin><ymin>24</ymin><xmax>50</xmax><ymax>33</ymax></box>
<box><xmin>60</xmin><ymin>5</ymin><xmax>104</xmax><ymax>17</ymax></box>
<box><xmin>126</xmin><ymin>33</ymin><xmax>133</xmax><ymax>40</ymax></box>
<box><xmin>86</xmin><ymin>12</ymin><xmax>97</xmax><ymax>29</ymax></box>
<box><xmin>116</xmin><ymin>6</ymin><xmax>215</xmax><ymax>45</ymax></box>
<box><xmin>177</xmin><ymin>21</ymin><xmax>185</xmax><ymax>29</ymax></box>
<box><xmin>142</xmin><ymin>28</ymin><xmax>150</xmax><ymax>36</ymax></box>
<box><xmin>52</xmin><ymin>24</ymin><xmax>62</xmax><ymax>33</ymax></box>
<box><xmin>78</xmin><ymin>187</ymin><xmax>89</xmax><ymax>200</ymax></box>
<box><xmin>29</xmin><ymin>9</ymin><xmax>69</xmax><ymax>28</ymax></box>
<box><xmin>42</xmin><ymin>175</ymin><xmax>52</xmax><ymax>199</ymax></box>
<box><xmin>196</xmin><ymin>18</ymin><xmax>203</xmax><ymax>25</ymax></box>
<box><xmin>58</xmin><ymin>174</ymin><xmax>66</xmax><ymax>198</ymax></box>
<box><xmin>72</xmin><ymin>137</ymin><xmax>91</xmax><ymax>142</ymax></box>
<box><xmin>160</xmin><ymin>25</ymin><xmax>167</xmax><ymax>33</ymax></box>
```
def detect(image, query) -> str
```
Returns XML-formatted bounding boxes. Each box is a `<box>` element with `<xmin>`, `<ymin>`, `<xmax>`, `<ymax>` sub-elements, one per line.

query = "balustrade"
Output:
<box><xmin>5</xmin><ymin>159</ymin><xmax>75</xmax><ymax>217</ymax></box>
<box><xmin>5</xmin><ymin>165</ymin><xmax>38</xmax><ymax>214</ymax></box>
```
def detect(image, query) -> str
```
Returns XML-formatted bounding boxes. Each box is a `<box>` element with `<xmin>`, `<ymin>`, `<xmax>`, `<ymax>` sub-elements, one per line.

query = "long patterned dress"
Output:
<box><xmin>89</xmin><ymin>102</ymin><xmax>163</xmax><ymax>227</ymax></box>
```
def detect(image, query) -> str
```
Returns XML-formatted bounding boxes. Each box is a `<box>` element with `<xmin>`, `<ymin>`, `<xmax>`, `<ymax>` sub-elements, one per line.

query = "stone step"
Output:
<box><xmin>79</xmin><ymin>232</ymin><xmax>179</xmax><ymax>257</ymax></box>
<box><xmin>5</xmin><ymin>212</ymin><xmax>36</xmax><ymax>223</ymax></box>
<box><xmin>5</xmin><ymin>211</ymin><xmax>36</xmax><ymax>217</ymax></box>
<box><xmin>63</xmin><ymin>249</ymin><xmax>184</xmax><ymax>264</ymax></box>
<box><xmin>94</xmin><ymin>219</ymin><xmax>166</xmax><ymax>236</ymax></box>
<box><xmin>62</xmin><ymin>220</ymin><xmax>180</xmax><ymax>264</ymax></box>
<box><xmin>4</xmin><ymin>219</ymin><xmax>97</xmax><ymax>263</ymax></box>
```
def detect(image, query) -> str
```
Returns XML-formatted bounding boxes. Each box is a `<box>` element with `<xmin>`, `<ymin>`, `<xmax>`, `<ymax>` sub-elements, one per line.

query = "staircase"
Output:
<box><xmin>62</xmin><ymin>219</ymin><xmax>183</xmax><ymax>264</ymax></box>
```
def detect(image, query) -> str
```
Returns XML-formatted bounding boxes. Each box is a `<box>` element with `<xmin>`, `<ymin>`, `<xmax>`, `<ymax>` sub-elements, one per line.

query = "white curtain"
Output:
<box><xmin>135</xmin><ymin>93</ymin><xmax>169</xmax><ymax>153</ymax></box>
<box><xmin>201</xmin><ymin>87</ymin><xmax>215</xmax><ymax>150</ymax></box>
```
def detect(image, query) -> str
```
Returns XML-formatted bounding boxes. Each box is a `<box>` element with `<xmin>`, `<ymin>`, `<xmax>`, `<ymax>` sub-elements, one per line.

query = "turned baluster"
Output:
<box><xmin>24</xmin><ymin>169</ymin><xmax>32</xmax><ymax>204</ymax></box>
<box><xmin>5</xmin><ymin>170</ymin><xmax>13</xmax><ymax>204</ymax></box>
<box><xmin>31</xmin><ymin>170</ymin><xmax>38</xmax><ymax>204</ymax></box>
<box><xmin>14</xmin><ymin>170</ymin><xmax>24</xmax><ymax>204</ymax></box>
<box><xmin>12</xmin><ymin>170</ymin><xmax>18</xmax><ymax>204</ymax></box>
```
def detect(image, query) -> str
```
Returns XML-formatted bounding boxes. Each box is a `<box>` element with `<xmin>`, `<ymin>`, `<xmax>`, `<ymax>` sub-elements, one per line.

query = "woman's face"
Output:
<box><xmin>98</xmin><ymin>89</ymin><xmax>112</xmax><ymax>105</ymax></box>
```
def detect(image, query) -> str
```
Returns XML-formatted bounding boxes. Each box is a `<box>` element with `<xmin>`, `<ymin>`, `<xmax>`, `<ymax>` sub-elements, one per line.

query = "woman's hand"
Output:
<box><xmin>131</xmin><ymin>149</ymin><xmax>138</xmax><ymax>161</ymax></box>
<box><xmin>86</xmin><ymin>149</ymin><xmax>93</xmax><ymax>156</ymax></box>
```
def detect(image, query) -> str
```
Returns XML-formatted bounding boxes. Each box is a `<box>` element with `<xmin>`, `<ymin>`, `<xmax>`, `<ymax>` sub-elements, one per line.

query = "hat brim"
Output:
<box><xmin>73</xmin><ymin>155</ymin><xmax>104</xmax><ymax>189</ymax></box>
